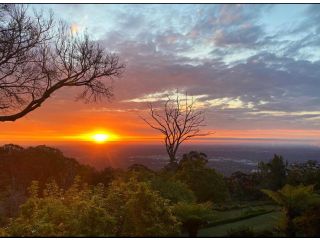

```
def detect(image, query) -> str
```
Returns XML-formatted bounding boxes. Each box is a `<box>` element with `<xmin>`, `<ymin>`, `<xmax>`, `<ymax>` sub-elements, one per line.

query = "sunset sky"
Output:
<box><xmin>1</xmin><ymin>4</ymin><xmax>320</xmax><ymax>144</ymax></box>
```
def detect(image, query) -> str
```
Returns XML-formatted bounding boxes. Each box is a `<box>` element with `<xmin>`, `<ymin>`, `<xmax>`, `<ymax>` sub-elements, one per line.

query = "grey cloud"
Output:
<box><xmin>213</xmin><ymin>25</ymin><xmax>264</xmax><ymax>47</ymax></box>
<box><xmin>84</xmin><ymin>4</ymin><xmax>320</xmax><ymax>129</ymax></box>
<box><xmin>187</xmin><ymin>4</ymin><xmax>271</xmax><ymax>48</ymax></box>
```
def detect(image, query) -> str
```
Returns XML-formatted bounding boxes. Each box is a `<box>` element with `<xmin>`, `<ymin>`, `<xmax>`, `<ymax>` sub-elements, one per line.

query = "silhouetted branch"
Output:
<box><xmin>142</xmin><ymin>91</ymin><xmax>211</xmax><ymax>163</ymax></box>
<box><xmin>0</xmin><ymin>4</ymin><xmax>124</xmax><ymax>122</ymax></box>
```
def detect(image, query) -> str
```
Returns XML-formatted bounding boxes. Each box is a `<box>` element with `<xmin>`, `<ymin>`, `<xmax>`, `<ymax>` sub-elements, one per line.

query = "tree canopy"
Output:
<box><xmin>175</xmin><ymin>151</ymin><xmax>229</xmax><ymax>203</ymax></box>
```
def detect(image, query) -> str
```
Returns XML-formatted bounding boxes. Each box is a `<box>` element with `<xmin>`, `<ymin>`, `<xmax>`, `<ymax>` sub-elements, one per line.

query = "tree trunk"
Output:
<box><xmin>186</xmin><ymin>221</ymin><xmax>200</xmax><ymax>237</ymax></box>
<box><xmin>187</xmin><ymin>227</ymin><xmax>199</xmax><ymax>237</ymax></box>
<box><xmin>169</xmin><ymin>155</ymin><xmax>176</xmax><ymax>163</ymax></box>
<box><xmin>168</xmin><ymin>149</ymin><xmax>176</xmax><ymax>163</ymax></box>
<box><xmin>286</xmin><ymin>211</ymin><xmax>296</xmax><ymax>237</ymax></box>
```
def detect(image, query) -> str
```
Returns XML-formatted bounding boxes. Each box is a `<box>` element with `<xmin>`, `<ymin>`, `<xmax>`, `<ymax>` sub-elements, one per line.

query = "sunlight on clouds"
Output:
<box><xmin>124</xmin><ymin>90</ymin><xmax>207</xmax><ymax>103</ymax></box>
<box><xmin>206</xmin><ymin>97</ymin><xmax>254</xmax><ymax>109</ymax></box>
<box><xmin>125</xmin><ymin>91</ymin><xmax>255</xmax><ymax>110</ymax></box>
<box><xmin>223</xmin><ymin>49</ymin><xmax>257</xmax><ymax>65</ymax></box>
<box><xmin>177</xmin><ymin>44</ymin><xmax>213</xmax><ymax>61</ymax></box>
<box><xmin>124</xmin><ymin>91</ymin><xmax>171</xmax><ymax>103</ymax></box>
<box><xmin>249</xmin><ymin>111</ymin><xmax>320</xmax><ymax>117</ymax></box>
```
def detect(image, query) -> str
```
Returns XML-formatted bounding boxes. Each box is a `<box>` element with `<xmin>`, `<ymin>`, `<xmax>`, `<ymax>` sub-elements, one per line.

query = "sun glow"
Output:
<box><xmin>92</xmin><ymin>133</ymin><xmax>109</xmax><ymax>143</ymax></box>
<box><xmin>63</xmin><ymin>130</ymin><xmax>120</xmax><ymax>143</ymax></box>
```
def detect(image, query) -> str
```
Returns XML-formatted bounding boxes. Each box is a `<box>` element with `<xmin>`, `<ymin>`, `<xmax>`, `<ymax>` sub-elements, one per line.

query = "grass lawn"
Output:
<box><xmin>198</xmin><ymin>210</ymin><xmax>282</xmax><ymax>237</ymax></box>
<box><xmin>211</xmin><ymin>204</ymin><xmax>276</xmax><ymax>223</ymax></box>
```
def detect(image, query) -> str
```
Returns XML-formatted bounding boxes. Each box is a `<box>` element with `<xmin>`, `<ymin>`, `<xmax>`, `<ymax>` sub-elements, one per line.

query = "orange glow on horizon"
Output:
<box><xmin>0</xmin><ymin>95</ymin><xmax>318</xmax><ymax>146</ymax></box>
<box><xmin>0</xmin><ymin>128</ymin><xmax>320</xmax><ymax>145</ymax></box>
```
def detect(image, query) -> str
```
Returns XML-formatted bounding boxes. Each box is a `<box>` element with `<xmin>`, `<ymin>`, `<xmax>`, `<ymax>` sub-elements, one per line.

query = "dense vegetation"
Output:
<box><xmin>0</xmin><ymin>144</ymin><xmax>319</xmax><ymax>237</ymax></box>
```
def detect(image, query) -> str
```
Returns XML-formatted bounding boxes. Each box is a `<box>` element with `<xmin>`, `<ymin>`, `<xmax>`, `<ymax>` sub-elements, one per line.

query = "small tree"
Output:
<box><xmin>258</xmin><ymin>154</ymin><xmax>287</xmax><ymax>190</ymax></box>
<box><xmin>262</xmin><ymin>184</ymin><xmax>320</xmax><ymax>237</ymax></box>
<box><xmin>142</xmin><ymin>92</ymin><xmax>210</xmax><ymax>163</ymax></box>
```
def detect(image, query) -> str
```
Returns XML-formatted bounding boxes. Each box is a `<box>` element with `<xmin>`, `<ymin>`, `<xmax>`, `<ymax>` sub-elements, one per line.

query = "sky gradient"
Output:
<box><xmin>1</xmin><ymin>4</ymin><xmax>320</xmax><ymax>144</ymax></box>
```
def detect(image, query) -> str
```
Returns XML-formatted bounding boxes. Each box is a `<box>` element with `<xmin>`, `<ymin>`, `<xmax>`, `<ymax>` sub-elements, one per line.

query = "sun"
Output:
<box><xmin>65</xmin><ymin>130</ymin><xmax>119</xmax><ymax>143</ymax></box>
<box><xmin>92</xmin><ymin>133</ymin><xmax>110</xmax><ymax>143</ymax></box>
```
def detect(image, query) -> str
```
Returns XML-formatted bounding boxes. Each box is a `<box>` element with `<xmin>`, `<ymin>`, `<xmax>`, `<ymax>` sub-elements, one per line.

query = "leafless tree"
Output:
<box><xmin>142</xmin><ymin>92</ymin><xmax>210</xmax><ymax>163</ymax></box>
<box><xmin>0</xmin><ymin>4</ymin><xmax>124</xmax><ymax>122</ymax></box>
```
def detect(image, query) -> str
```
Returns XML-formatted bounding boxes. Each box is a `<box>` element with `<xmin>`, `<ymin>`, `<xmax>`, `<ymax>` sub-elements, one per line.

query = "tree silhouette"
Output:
<box><xmin>142</xmin><ymin>92</ymin><xmax>210</xmax><ymax>163</ymax></box>
<box><xmin>0</xmin><ymin>4</ymin><xmax>124</xmax><ymax>122</ymax></box>
<box><xmin>258</xmin><ymin>154</ymin><xmax>287</xmax><ymax>190</ymax></box>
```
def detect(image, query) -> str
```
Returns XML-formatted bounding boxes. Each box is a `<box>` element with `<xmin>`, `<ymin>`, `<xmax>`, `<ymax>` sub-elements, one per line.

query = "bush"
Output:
<box><xmin>105</xmin><ymin>177</ymin><xmax>181</xmax><ymax>237</ymax></box>
<box><xmin>175</xmin><ymin>151</ymin><xmax>229</xmax><ymax>202</ymax></box>
<box><xmin>151</xmin><ymin>177</ymin><xmax>196</xmax><ymax>204</ymax></box>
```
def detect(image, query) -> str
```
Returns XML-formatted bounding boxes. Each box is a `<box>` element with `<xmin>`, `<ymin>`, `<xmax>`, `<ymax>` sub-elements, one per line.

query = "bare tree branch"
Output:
<box><xmin>0</xmin><ymin>4</ymin><xmax>124</xmax><ymax>122</ymax></box>
<box><xmin>142</xmin><ymin>91</ymin><xmax>212</xmax><ymax>163</ymax></box>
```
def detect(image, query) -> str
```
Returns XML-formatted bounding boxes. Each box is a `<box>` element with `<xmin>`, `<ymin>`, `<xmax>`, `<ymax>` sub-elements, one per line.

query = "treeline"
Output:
<box><xmin>0</xmin><ymin>144</ymin><xmax>319</xmax><ymax>237</ymax></box>
<box><xmin>227</xmin><ymin>154</ymin><xmax>320</xmax><ymax>237</ymax></box>
<box><xmin>228</xmin><ymin>154</ymin><xmax>320</xmax><ymax>201</ymax></box>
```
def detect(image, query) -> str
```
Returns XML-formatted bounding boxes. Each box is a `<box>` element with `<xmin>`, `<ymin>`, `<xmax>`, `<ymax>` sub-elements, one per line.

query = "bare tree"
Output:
<box><xmin>142</xmin><ymin>92</ymin><xmax>210</xmax><ymax>163</ymax></box>
<box><xmin>0</xmin><ymin>4</ymin><xmax>124</xmax><ymax>122</ymax></box>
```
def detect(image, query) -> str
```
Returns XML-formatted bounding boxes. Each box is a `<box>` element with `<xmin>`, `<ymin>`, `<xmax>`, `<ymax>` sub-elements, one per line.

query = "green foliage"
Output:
<box><xmin>10</xmin><ymin>178</ymin><xmax>181</xmax><ymax>237</ymax></box>
<box><xmin>173</xmin><ymin>201</ymin><xmax>213</xmax><ymax>237</ymax></box>
<box><xmin>227</xmin><ymin>171</ymin><xmax>263</xmax><ymax>201</ymax></box>
<box><xmin>3</xmin><ymin>144</ymin><xmax>320</xmax><ymax>237</ymax></box>
<box><xmin>150</xmin><ymin>177</ymin><xmax>196</xmax><ymax>204</ymax></box>
<box><xmin>294</xmin><ymin>202</ymin><xmax>320</xmax><ymax>237</ymax></box>
<box><xmin>179</xmin><ymin>151</ymin><xmax>208</xmax><ymax>167</ymax></box>
<box><xmin>175</xmin><ymin>151</ymin><xmax>229</xmax><ymax>202</ymax></box>
<box><xmin>262</xmin><ymin>184</ymin><xmax>317</xmax><ymax>213</ymax></box>
<box><xmin>105</xmin><ymin>177</ymin><xmax>180</xmax><ymax>237</ymax></box>
<box><xmin>174</xmin><ymin>202</ymin><xmax>213</xmax><ymax>223</ymax></box>
<box><xmin>7</xmin><ymin>179</ymin><xmax>115</xmax><ymax>237</ymax></box>
<box><xmin>287</xmin><ymin>160</ymin><xmax>320</xmax><ymax>189</ymax></box>
<box><xmin>262</xmin><ymin>184</ymin><xmax>320</xmax><ymax>237</ymax></box>
<box><xmin>0</xmin><ymin>144</ymin><xmax>97</xmax><ymax>218</ymax></box>
<box><xmin>126</xmin><ymin>164</ymin><xmax>156</xmax><ymax>181</ymax></box>
<box><xmin>0</xmin><ymin>228</ymin><xmax>7</xmax><ymax>236</ymax></box>
<box><xmin>258</xmin><ymin>154</ymin><xmax>287</xmax><ymax>190</ymax></box>
<box><xmin>0</xmin><ymin>145</ymin><xmax>96</xmax><ymax>189</ymax></box>
<box><xmin>93</xmin><ymin>167</ymin><xmax>122</xmax><ymax>187</ymax></box>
